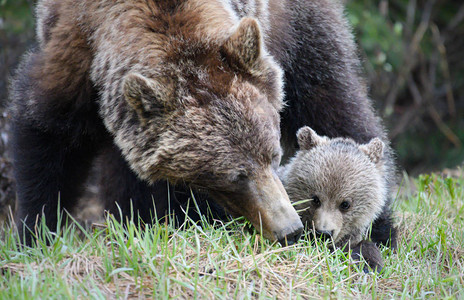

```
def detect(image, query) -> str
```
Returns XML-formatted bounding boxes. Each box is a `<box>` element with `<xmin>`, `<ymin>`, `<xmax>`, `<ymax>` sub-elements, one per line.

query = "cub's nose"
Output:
<box><xmin>315</xmin><ymin>229</ymin><xmax>334</xmax><ymax>241</ymax></box>
<box><xmin>277</xmin><ymin>224</ymin><xmax>304</xmax><ymax>246</ymax></box>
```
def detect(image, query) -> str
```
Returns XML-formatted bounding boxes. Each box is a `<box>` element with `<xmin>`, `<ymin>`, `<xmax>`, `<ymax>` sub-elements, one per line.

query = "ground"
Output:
<box><xmin>0</xmin><ymin>171</ymin><xmax>463</xmax><ymax>298</ymax></box>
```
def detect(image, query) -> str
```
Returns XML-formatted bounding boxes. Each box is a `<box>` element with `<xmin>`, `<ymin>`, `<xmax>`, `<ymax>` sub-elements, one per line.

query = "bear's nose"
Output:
<box><xmin>315</xmin><ymin>229</ymin><xmax>334</xmax><ymax>241</ymax></box>
<box><xmin>277</xmin><ymin>224</ymin><xmax>303</xmax><ymax>246</ymax></box>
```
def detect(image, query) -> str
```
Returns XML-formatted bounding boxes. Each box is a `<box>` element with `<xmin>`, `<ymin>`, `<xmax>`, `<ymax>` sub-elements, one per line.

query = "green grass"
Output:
<box><xmin>1</xmin><ymin>172</ymin><xmax>463</xmax><ymax>299</ymax></box>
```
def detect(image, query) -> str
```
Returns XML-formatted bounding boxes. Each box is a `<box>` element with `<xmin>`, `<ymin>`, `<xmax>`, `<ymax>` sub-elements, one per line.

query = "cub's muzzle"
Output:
<box><xmin>314</xmin><ymin>229</ymin><xmax>334</xmax><ymax>242</ymax></box>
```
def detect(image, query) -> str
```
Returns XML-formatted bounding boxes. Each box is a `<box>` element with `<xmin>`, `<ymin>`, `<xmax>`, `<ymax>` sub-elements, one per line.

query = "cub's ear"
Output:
<box><xmin>297</xmin><ymin>126</ymin><xmax>329</xmax><ymax>150</ymax></box>
<box><xmin>123</xmin><ymin>73</ymin><xmax>173</xmax><ymax>124</ymax></box>
<box><xmin>222</xmin><ymin>17</ymin><xmax>262</xmax><ymax>72</ymax></box>
<box><xmin>359</xmin><ymin>137</ymin><xmax>385</xmax><ymax>164</ymax></box>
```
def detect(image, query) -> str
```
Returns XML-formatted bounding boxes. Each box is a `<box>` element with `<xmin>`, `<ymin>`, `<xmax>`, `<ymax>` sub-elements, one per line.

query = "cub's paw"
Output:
<box><xmin>351</xmin><ymin>240</ymin><xmax>384</xmax><ymax>273</ymax></box>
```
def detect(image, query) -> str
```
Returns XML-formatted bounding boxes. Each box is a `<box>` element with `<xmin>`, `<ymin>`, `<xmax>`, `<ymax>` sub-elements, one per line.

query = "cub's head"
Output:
<box><xmin>279</xmin><ymin>127</ymin><xmax>387</xmax><ymax>246</ymax></box>
<box><xmin>119</xmin><ymin>17</ymin><xmax>302</xmax><ymax>244</ymax></box>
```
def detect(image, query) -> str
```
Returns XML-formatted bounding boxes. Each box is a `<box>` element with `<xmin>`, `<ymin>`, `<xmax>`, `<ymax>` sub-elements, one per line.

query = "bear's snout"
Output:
<box><xmin>243</xmin><ymin>169</ymin><xmax>303</xmax><ymax>244</ymax></box>
<box><xmin>276</xmin><ymin>223</ymin><xmax>304</xmax><ymax>246</ymax></box>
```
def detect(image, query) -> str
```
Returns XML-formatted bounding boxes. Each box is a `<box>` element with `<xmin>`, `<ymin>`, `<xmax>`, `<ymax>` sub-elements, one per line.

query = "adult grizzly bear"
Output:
<box><xmin>11</xmin><ymin>0</ymin><xmax>304</xmax><ymax>245</ymax></box>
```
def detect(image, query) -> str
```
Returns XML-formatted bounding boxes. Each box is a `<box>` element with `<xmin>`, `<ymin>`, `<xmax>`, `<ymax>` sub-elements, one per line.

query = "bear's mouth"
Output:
<box><xmin>206</xmin><ymin>173</ymin><xmax>303</xmax><ymax>245</ymax></box>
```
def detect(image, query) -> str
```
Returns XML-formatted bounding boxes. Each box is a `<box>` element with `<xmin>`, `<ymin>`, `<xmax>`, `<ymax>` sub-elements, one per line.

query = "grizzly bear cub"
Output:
<box><xmin>279</xmin><ymin>126</ymin><xmax>393</xmax><ymax>271</ymax></box>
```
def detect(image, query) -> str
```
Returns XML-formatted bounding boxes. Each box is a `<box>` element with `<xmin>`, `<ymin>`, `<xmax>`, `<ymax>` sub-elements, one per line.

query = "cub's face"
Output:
<box><xmin>281</xmin><ymin>127</ymin><xmax>387</xmax><ymax>246</ymax></box>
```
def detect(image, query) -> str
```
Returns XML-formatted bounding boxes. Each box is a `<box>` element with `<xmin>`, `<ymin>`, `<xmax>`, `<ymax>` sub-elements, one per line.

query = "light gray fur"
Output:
<box><xmin>279</xmin><ymin>126</ymin><xmax>387</xmax><ymax>246</ymax></box>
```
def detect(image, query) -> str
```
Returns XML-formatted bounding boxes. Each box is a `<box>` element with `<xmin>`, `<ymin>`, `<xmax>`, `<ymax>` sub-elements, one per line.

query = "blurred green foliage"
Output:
<box><xmin>0</xmin><ymin>0</ymin><xmax>35</xmax><ymax>105</ymax></box>
<box><xmin>347</xmin><ymin>0</ymin><xmax>464</xmax><ymax>173</ymax></box>
<box><xmin>0</xmin><ymin>0</ymin><xmax>35</xmax><ymax>33</ymax></box>
<box><xmin>347</xmin><ymin>2</ymin><xmax>404</xmax><ymax>72</ymax></box>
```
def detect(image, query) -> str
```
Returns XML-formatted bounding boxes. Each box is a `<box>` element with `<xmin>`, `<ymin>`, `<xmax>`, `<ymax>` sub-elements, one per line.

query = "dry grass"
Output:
<box><xmin>1</xmin><ymin>172</ymin><xmax>463</xmax><ymax>299</ymax></box>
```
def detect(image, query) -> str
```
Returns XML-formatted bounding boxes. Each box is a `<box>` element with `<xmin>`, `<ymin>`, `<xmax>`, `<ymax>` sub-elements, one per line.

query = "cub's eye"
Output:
<box><xmin>311</xmin><ymin>195</ymin><xmax>321</xmax><ymax>207</ymax></box>
<box><xmin>340</xmin><ymin>201</ymin><xmax>351</xmax><ymax>211</ymax></box>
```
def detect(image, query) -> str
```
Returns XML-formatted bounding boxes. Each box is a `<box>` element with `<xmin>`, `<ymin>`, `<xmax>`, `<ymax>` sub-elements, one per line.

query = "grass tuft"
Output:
<box><xmin>1</xmin><ymin>172</ymin><xmax>463</xmax><ymax>298</ymax></box>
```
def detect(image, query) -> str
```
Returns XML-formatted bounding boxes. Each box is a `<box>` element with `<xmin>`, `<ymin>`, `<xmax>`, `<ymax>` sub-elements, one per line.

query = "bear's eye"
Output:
<box><xmin>232</xmin><ymin>172</ymin><xmax>248</xmax><ymax>183</ymax></box>
<box><xmin>311</xmin><ymin>195</ymin><xmax>321</xmax><ymax>207</ymax></box>
<box><xmin>339</xmin><ymin>201</ymin><xmax>351</xmax><ymax>211</ymax></box>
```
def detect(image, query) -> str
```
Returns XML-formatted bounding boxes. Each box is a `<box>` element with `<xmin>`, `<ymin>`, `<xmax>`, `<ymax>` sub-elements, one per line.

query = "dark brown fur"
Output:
<box><xmin>266</xmin><ymin>0</ymin><xmax>397</xmax><ymax>249</ymax></box>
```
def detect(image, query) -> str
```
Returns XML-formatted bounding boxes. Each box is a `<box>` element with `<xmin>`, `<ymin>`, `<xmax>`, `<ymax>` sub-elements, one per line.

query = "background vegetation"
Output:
<box><xmin>346</xmin><ymin>0</ymin><xmax>464</xmax><ymax>174</ymax></box>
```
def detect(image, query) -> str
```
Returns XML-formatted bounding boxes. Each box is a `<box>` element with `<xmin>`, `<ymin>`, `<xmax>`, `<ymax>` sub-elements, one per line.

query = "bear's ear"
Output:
<box><xmin>123</xmin><ymin>73</ymin><xmax>172</xmax><ymax>124</ymax></box>
<box><xmin>297</xmin><ymin>126</ymin><xmax>329</xmax><ymax>150</ymax></box>
<box><xmin>222</xmin><ymin>17</ymin><xmax>262</xmax><ymax>72</ymax></box>
<box><xmin>359</xmin><ymin>137</ymin><xmax>385</xmax><ymax>164</ymax></box>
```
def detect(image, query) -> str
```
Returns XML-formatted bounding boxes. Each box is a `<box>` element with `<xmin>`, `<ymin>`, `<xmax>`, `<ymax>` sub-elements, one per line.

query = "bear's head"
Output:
<box><xmin>279</xmin><ymin>126</ymin><xmax>387</xmax><ymax>246</ymax></box>
<box><xmin>119</xmin><ymin>17</ymin><xmax>303</xmax><ymax>244</ymax></box>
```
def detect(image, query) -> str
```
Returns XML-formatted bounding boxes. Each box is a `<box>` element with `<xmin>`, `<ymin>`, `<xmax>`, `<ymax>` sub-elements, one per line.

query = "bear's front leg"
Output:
<box><xmin>350</xmin><ymin>240</ymin><xmax>384</xmax><ymax>273</ymax></box>
<box><xmin>11</xmin><ymin>115</ymin><xmax>106</xmax><ymax>246</ymax></box>
<box><xmin>10</xmin><ymin>50</ymin><xmax>106</xmax><ymax>245</ymax></box>
<box><xmin>371</xmin><ymin>208</ymin><xmax>398</xmax><ymax>249</ymax></box>
<box><xmin>98</xmin><ymin>144</ymin><xmax>169</xmax><ymax>224</ymax></box>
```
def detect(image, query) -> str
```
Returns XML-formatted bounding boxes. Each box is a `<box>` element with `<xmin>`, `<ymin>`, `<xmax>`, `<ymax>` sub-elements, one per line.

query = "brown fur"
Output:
<box><xmin>10</xmin><ymin>0</ymin><xmax>303</xmax><ymax>245</ymax></box>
